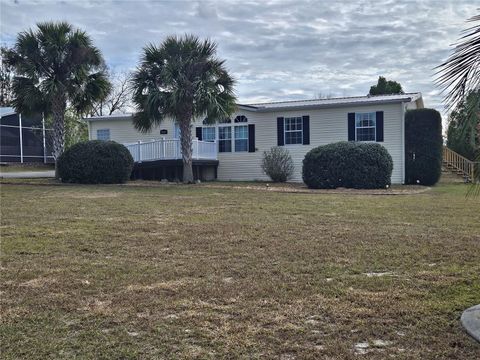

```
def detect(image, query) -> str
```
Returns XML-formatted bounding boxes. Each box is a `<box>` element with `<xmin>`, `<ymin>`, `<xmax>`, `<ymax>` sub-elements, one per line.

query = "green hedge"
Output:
<box><xmin>405</xmin><ymin>109</ymin><xmax>443</xmax><ymax>185</ymax></box>
<box><xmin>302</xmin><ymin>141</ymin><xmax>393</xmax><ymax>189</ymax></box>
<box><xmin>57</xmin><ymin>140</ymin><xmax>134</xmax><ymax>184</ymax></box>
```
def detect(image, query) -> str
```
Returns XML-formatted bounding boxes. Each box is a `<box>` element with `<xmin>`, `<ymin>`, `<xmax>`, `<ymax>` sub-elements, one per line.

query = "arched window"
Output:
<box><xmin>234</xmin><ymin>115</ymin><xmax>248</xmax><ymax>123</ymax></box>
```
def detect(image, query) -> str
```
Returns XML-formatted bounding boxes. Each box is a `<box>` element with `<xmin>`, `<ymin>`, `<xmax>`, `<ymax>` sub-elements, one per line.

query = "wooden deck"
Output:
<box><xmin>131</xmin><ymin>158</ymin><xmax>219</xmax><ymax>182</ymax></box>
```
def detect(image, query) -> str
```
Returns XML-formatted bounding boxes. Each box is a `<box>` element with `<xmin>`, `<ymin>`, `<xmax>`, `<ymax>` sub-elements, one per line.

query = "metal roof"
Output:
<box><xmin>240</xmin><ymin>93</ymin><xmax>423</xmax><ymax>111</ymax></box>
<box><xmin>85</xmin><ymin>93</ymin><xmax>423</xmax><ymax>121</ymax></box>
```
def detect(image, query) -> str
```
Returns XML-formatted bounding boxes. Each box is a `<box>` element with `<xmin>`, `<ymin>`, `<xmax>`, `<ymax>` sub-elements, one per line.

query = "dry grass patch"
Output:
<box><xmin>0</xmin><ymin>182</ymin><xmax>479</xmax><ymax>359</ymax></box>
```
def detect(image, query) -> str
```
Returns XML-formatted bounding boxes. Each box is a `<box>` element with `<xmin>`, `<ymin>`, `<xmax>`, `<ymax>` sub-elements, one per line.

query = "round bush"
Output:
<box><xmin>57</xmin><ymin>140</ymin><xmax>134</xmax><ymax>184</ymax></box>
<box><xmin>302</xmin><ymin>141</ymin><xmax>393</xmax><ymax>189</ymax></box>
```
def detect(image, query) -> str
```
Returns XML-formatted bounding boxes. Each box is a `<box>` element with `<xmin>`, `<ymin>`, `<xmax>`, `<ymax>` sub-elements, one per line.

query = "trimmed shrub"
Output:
<box><xmin>302</xmin><ymin>141</ymin><xmax>393</xmax><ymax>189</ymax></box>
<box><xmin>261</xmin><ymin>146</ymin><xmax>295</xmax><ymax>182</ymax></box>
<box><xmin>57</xmin><ymin>140</ymin><xmax>134</xmax><ymax>184</ymax></box>
<box><xmin>405</xmin><ymin>109</ymin><xmax>443</xmax><ymax>185</ymax></box>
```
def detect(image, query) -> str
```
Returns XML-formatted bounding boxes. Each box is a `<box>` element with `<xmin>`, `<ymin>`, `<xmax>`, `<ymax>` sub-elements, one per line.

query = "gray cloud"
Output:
<box><xmin>0</xmin><ymin>0</ymin><xmax>477</xmax><ymax>117</ymax></box>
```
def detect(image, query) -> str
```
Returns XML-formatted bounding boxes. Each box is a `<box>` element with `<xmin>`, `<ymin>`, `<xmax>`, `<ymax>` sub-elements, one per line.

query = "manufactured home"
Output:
<box><xmin>86</xmin><ymin>93</ymin><xmax>424</xmax><ymax>183</ymax></box>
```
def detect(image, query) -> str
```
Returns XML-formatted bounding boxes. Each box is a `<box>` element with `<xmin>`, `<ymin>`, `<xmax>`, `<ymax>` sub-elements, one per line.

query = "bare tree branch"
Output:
<box><xmin>91</xmin><ymin>69</ymin><xmax>132</xmax><ymax>116</ymax></box>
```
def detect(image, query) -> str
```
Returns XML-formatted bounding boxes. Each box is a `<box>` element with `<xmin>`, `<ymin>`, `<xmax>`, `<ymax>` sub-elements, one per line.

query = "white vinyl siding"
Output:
<box><xmin>89</xmin><ymin>118</ymin><xmax>175</xmax><ymax>144</ymax></box>
<box><xmin>88</xmin><ymin>100</ymin><xmax>418</xmax><ymax>184</ymax></box>
<box><xmin>208</xmin><ymin>103</ymin><xmax>406</xmax><ymax>183</ymax></box>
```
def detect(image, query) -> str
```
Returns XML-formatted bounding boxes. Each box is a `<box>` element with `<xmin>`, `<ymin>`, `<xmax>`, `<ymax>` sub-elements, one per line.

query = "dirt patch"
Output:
<box><xmin>20</xmin><ymin>277</ymin><xmax>57</xmax><ymax>288</ymax></box>
<box><xmin>77</xmin><ymin>299</ymin><xmax>113</xmax><ymax>315</ymax></box>
<box><xmin>126</xmin><ymin>279</ymin><xmax>194</xmax><ymax>292</ymax></box>
<box><xmin>67</xmin><ymin>192</ymin><xmax>120</xmax><ymax>199</ymax></box>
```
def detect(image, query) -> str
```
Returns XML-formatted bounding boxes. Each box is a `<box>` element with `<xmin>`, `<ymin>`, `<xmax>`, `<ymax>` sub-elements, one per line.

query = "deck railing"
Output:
<box><xmin>124</xmin><ymin>138</ymin><xmax>217</xmax><ymax>163</ymax></box>
<box><xmin>443</xmin><ymin>146</ymin><xmax>477</xmax><ymax>183</ymax></box>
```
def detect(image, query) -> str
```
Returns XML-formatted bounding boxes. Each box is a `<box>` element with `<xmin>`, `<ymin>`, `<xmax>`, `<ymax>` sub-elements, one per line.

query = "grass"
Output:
<box><xmin>0</xmin><ymin>164</ymin><xmax>54</xmax><ymax>173</ymax></box>
<box><xmin>1</xmin><ymin>181</ymin><xmax>479</xmax><ymax>358</ymax></box>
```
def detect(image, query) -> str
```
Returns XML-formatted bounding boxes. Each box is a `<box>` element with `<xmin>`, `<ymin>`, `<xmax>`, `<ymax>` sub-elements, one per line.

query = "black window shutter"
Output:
<box><xmin>277</xmin><ymin>117</ymin><xmax>284</xmax><ymax>146</ymax></box>
<box><xmin>302</xmin><ymin>115</ymin><xmax>310</xmax><ymax>145</ymax></box>
<box><xmin>195</xmin><ymin>127</ymin><xmax>202</xmax><ymax>140</ymax></box>
<box><xmin>376</xmin><ymin>111</ymin><xmax>384</xmax><ymax>142</ymax></box>
<box><xmin>248</xmin><ymin>124</ymin><xmax>255</xmax><ymax>152</ymax></box>
<box><xmin>348</xmin><ymin>113</ymin><xmax>355</xmax><ymax>141</ymax></box>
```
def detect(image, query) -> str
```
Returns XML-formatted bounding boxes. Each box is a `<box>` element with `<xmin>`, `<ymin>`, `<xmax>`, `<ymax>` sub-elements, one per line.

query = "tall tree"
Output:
<box><xmin>131</xmin><ymin>35</ymin><xmax>236</xmax><ymax>183</ymax></box>
<box><xmin>5</xmin><ymin>22</ymin><xmax>110</xmax><ymax>174</ymax></box>
<box><xmin>0</xmin><ymin>46</ymin><xmax>14</xmax><ymax>106</ymax></box>
<box><xmin>446</xmin><ymin>90</ymin><xmax>480</xmax><ymax>160</ymax></box>
<box><xmin>369</xmin><ymin>76</ymin><xmax>404</xmax><ymax>96</ymax></box>
<box><xmin>91</xmin><ymin>69</ymin><xmax>132</xmax><ymax>116</ymax></box>
<box><xmin>436</xmin><ymin>12</ymin><xmax>480</xmax><ymax>190</ymax></box>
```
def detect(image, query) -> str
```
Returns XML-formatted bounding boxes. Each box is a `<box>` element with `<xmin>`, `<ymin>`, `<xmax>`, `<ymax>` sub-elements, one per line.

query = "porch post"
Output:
<box><xmin>162</xmin><ymin>137</ymin><xmax>166</xmax><ymax>159</ymax></box>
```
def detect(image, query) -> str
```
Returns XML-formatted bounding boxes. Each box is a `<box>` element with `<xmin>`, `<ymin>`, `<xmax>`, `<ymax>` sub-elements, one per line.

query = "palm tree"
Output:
<box><xmin>5</xmin><ymin>22</ymin><xmax>110</xmax><ymax>175</ymax></box>
<box><xmin>436</xmin><ymin>12</ymin><xmax>480</xmax><ymax>192</ymax></box>
<box><xmin>131</xmin><ymin>35</ymin><xmax>236</xmax><ymax>183</ymax></box>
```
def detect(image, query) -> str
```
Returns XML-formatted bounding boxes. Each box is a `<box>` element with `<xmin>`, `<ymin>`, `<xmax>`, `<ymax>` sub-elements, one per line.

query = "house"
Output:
<box><xmin>0</xmin><ymin>107</ymin><xmax>54</xmax><ymax>163</ymax></box>
<box><xmin>86</xmin><ymin>93</ymin><xmax>424</xmax><ymax>183</ymax></box>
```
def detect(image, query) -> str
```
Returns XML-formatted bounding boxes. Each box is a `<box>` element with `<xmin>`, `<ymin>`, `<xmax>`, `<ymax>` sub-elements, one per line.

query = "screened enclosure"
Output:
<box><xmin>0</xmin><ymin>108</ymin><xmax>54</xmax><ymax>163</ymax></box>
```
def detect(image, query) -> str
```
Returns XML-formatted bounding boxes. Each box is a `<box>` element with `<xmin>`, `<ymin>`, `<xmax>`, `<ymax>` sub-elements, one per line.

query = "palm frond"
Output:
<box><xmin>70</xmin><ymin>72</ymin><xmax>111</xmax><ymax>115</ymax></box>
<box><xmin>131</xmin><ymin>34</ymin><xmax>237</xmax><ymax>133</ymax></box>
<box><xmin>8</xmin><ymin>21</ymin><xmax>111</xmax><ymax>112</ymax></box>
<box><xmin>11</xmin><ymin>76</ymin><xmax>47</xmax><ymax>115</ymax></box>
<box><xmin>436</xmin><ymin>12</ymin><xmax>480</xmax><ymax>109</ymax></box>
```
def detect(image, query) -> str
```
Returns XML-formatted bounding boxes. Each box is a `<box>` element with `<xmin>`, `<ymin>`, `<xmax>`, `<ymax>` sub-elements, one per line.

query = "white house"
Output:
<box><xmin>86</xmin><ymin>93</ymin><xmax>424</xmax><ymax>183</ymax></box>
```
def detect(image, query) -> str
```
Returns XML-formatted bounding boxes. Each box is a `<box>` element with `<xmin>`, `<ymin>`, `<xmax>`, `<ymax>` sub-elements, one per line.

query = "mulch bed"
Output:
<box><xmin>199</xmin><ymin>183</ymin><xmax>430</xmax><ymax>195</ymax></box>
<box><xmin>0</xmin><ymin>178</ymin><xmax>431</xmax><ymax>195</ymax></box>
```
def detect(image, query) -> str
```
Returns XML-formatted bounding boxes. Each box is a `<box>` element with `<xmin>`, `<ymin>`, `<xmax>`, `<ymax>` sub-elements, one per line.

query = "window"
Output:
<box><xmin>174</xmin><ymin>123</ymin><xmax>181</xmax><ymax>139</ymax></box>
<box><xmin>284</xmin><ymin>117</ymin><xmax>303</xmax><ymax>145</ymax></box>
<box><xmin>234</xmin><ymin>125</ymin><xmax>248</xmax><ymax>152</ymax></box>
<box><xmin>355</xmin><ymin>112</ymin><xmax>376</xmax><ymax>141</ymax></box>
<box><xmin>97</xmin><ymin>129</ymin><xmax>110</xmax><ymax>141</ymax></box>
<box><xmin>218</xmin><ymin>126</ymin><xmax>232</xmax><ymax>152</ymax></box>
<box><xmin>234</xmin><ymin>115</ymin><xmax>248</xmax><ymax>123</ymax></box>
<box><xmin>202</xmin><ymin>127</ymin><xmax>216</xmax><ymax>142</ymax></box>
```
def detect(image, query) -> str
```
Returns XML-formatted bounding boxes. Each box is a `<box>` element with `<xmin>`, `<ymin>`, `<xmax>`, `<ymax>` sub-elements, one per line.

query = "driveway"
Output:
<box><xmin>0</xmin><ymin>170</ymin><xmax>55</xmax><ymax>178</ymax></box>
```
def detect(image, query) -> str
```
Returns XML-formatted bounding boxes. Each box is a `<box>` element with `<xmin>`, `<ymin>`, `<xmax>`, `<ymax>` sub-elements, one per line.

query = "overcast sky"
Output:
<box><xmin>0</xmin><ymin>0</ymin><xmax>476</xmax><ymax>113</ymax></box>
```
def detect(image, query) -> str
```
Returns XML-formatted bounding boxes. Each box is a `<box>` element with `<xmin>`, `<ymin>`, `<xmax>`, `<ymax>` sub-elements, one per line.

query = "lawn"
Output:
<box><xmin>0</xmin><ymin>164</ymin><xmax>54</xmax><ymax>173</ymax></box>
<box><xmin>1</xmin><ymin>182</ymin><xmax>479</xmax><ymax>359</ymax></box>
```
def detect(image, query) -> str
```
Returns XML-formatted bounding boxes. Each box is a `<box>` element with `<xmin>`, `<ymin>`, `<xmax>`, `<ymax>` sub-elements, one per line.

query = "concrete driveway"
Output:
<box><xmin>0</xmin><ymin>170</ymin><xmax>55</xmax><ymax>178</ymax></box>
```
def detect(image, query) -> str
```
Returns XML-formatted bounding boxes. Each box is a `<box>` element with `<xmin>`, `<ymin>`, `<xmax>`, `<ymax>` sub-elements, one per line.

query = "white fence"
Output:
<box><xmin>124</xmin><ymin>138</ymin><xmax>217</xmax><ymax>163</ymax></box>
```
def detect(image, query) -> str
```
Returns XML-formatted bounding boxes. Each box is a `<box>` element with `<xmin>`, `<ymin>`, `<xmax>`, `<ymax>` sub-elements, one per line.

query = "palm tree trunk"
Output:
<box><xmin>51</xmin><ymin>95</ymin><xmax>66</xmax><ymax>179</ymax></box>
<box><xmin>179</xmin><ymin>119</ymin><xmax>194</xmax><ymax>183</ymax></box>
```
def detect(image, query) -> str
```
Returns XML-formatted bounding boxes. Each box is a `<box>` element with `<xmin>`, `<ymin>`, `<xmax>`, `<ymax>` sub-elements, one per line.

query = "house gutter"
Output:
<box><xmin>84</xmin><ymin>114</ymin><xmax>133</xmax><ymax>122</ymax></box>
